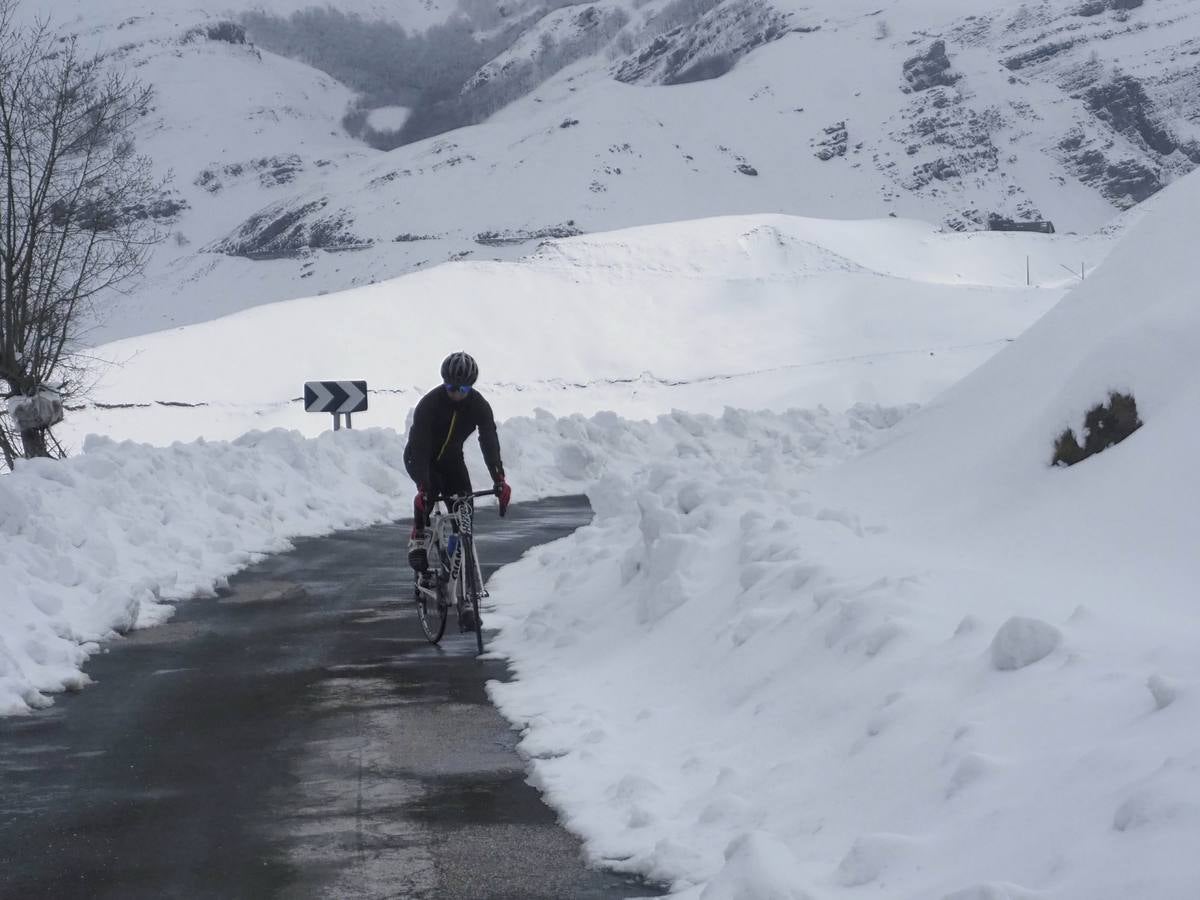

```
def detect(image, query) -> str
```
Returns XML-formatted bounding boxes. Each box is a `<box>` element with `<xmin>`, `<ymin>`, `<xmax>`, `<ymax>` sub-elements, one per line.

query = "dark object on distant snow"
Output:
<box><xmin>902</xmin><ymin>40</ymin><xmax>959</xmax><ymax>92</ymax></box>
<box><xmin>987</xmin><ymin>215</ymin><xmax>1056</xmax><ymax>234</ymax></box>
<box><xmin>474</xmin><ymin>222</ymin><xmax>583</xmax><ymax>246</ymax></box>
<box><xmin>206</xmin><ymin>22</ymin><xmax>247</xmax><ymax>44</ymax></box>
<box><xmin>183</xmin><ymin>21</ymin><xmax>246</xmax><ymax>44</ymax></box>
<box><xmin>1052</xmin><ymin>392</ymin><xmax>1142</xmax><ymax>467</ymax></box>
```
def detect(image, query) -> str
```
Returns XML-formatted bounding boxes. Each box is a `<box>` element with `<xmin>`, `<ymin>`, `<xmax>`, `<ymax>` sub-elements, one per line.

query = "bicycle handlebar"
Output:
<box><xmin>425</xmin><ymin>488</ymin><xmax>501</xmax><ymax>504</ymax></box>
<box><xmin>425</xmin><ymin>487</ymin><xmax>508</xmax><ymax>517</ymax></box>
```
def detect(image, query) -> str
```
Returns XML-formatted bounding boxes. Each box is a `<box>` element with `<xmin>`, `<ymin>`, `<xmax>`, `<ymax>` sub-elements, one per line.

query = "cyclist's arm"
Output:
<box><xmin>475</xmin><ymin>394</ymin><xmax>505</xmax><ymax>482</ymax></box>
<box><xmin>404</xmin><ymin>397</ymin><xmax>435</xmax><ymax>486</ymax></box>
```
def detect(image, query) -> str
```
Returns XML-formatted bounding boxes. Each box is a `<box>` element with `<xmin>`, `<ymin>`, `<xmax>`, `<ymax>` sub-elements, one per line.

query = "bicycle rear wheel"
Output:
<box><xmin>415</xmin><ymin>574</ymin><xmax>447</xmax><ymax>644</ymax></box>
<box><xmin>465</xmin><ymin>540</ymin><xmax>485</xmax><ymax>655</ymax></box>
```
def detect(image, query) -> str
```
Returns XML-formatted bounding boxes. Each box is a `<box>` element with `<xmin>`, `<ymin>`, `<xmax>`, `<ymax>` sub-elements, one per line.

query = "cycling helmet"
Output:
<box><xmin>440</xmin><ymin>351</ymin><xmax>479</xmax><ymax>386</ymax></box>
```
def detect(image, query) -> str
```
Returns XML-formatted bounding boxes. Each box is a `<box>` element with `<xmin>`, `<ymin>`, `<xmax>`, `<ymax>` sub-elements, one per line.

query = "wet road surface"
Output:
<box><xmin>0</xmin><ymin>496</ymin><xmax>658</xmax><ymax>899</ymax></box>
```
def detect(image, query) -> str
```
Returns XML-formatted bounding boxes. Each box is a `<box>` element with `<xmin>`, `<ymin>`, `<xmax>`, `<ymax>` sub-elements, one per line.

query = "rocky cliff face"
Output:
<box><xmin>613</xmin><ymin>0</ymin><xmax>799</xmax><ymax>86</ymax></box>
<box><xmin>946</xmin><ymin>0</ymin><xmax>1200</xmax><ymax>211</ymax></box>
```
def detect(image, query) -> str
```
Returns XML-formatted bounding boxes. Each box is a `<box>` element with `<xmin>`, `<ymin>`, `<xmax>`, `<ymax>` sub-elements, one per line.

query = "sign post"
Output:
<box><xmin>304</xmin><ymin>381</ymin><xmax>368</xmax><ymax>430</ymax></box>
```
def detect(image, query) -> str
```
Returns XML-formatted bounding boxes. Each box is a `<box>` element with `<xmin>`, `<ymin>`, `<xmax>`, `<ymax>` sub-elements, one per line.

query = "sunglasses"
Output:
<box><xmin>444</xmin><ymin>384</ymin><xmax>472</xmax><ymax>394</ymax></box>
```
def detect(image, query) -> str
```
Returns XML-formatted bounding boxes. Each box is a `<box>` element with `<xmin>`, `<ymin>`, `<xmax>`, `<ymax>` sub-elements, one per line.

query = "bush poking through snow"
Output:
<box><xmin>988</xmin><ymin>616</ymin><xmax>1061</xmax><ymax>671</ymax></box>
<box><xmin>206</xmin><ymin>22</ymin><xmax>246</xmax><ymax>44</ymax></box>
<box><xmin>181</xmin><ymin>22</ymin><xmax>246</xmax><ymax>44</ymax></box>
<box><xmin>1051</xmin><ymin>391</ymin><xmax>1142</xmax><ymax>466</ymax></box>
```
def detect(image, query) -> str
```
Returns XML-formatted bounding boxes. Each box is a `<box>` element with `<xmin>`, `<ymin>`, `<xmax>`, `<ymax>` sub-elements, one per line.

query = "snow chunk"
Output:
<box><xmin>1147</xmin><ymin>674</ymin><xmax>1180</xmax><ymax>711</ymax></box>
<box><xmin>700</xmin><ymin>832</ymin><xmax>815</xmax><ymax>900</ymax></box>
<box><xmin>942</xmin><ymin>883</ymin><xmax>1047</xmax><ymax>900</ymax></box>
<box><xmin>946</xmin><ymin>753</ymin><xmax>1001</xmax><ymax>799</ymax></box>
<box><xmin>835</xmin><ymin>832</ymin><xmax>922</xmax><ymax>887</ymax></box>
<box><xmin>1113</xmin><ymin>756</ymin><xmax>1200</xmax><ymax>832</ymax></box>
<box><xmin>988</xmin><ymin>617</ymin><xmax>1062</xmax><ymax>671</ymax></box>
<box><xmin>554</xmin><ymin>440</ymin><xmax>599</xmax><ymax>480</ymax></box>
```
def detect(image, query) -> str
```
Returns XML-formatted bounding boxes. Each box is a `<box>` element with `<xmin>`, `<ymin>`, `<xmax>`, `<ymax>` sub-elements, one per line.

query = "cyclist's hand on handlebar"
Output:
<box><xmin>494</xmin><ymin>478</ymin><xmax>512</xmax><ymax>517</ymax></box>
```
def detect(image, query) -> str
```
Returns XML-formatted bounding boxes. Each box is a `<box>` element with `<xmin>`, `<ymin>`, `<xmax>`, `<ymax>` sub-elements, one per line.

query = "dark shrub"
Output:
<box><xmin>207</xmin><ymin>22</ymin><xmax>246</xmax><ymax>44</ymax></box>
<box><xmin>1052</xmin><ymin>391</ymin><xmax>1142</xmax><ymax>466</ymax></box>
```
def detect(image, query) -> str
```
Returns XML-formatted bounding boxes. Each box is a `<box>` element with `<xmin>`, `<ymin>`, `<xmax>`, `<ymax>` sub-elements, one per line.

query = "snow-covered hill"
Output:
<box><xmin>483</xmin><ymin>162</ymin><xmax>1200</xmax><ymax>900</ymax></box>
<box><xmin>58</xmin><ymin>212</ymin><xmax>1109</xmax><ymax>448</ymax></box>
<box><xmin>35</xmin><ymin>0</ymin><xmax>1200</xmax><ymax>342</ymax></box>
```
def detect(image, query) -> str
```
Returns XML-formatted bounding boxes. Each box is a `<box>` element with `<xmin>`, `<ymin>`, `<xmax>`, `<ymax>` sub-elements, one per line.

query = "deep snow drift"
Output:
<box><xmin>0</xmin><ymin>406</ymin><xmax>900</xmax><ymax>716</ymax></box>
<box><xmin>483</xmin><ymin>169</ymin><xmax>1200</xmax><ymax>899</ymax></box>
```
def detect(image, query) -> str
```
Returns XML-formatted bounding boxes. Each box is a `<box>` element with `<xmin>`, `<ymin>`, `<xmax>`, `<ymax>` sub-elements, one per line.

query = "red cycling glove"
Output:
<box><xmin>495</xmin><ymin>479</ymin><xmax>512</xmax><ymax>517</ymax></box>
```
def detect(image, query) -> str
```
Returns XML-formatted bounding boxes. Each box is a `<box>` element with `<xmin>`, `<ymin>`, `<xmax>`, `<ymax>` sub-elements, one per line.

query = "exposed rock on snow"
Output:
<box><xmin>208</xmin><ymin>198</ymin><xmax>368</xmax><ymax>258</ymax></box>
<box><xmin>462</xmin><ymin>3</ymin><xmax>630</xmax><ymax>99</ymax></box>
<box><xmin>614</xmin><ymin>0</ymin><xmax>795</xmax><ymax>86</ymax></box>
<box><xmin>1078</xmin><ymin>0</ymin><xmax>1144</xmax><ymax>15</ymax></box>
<box><xmin>1083</xmin><ymin>74</ymin><xmax>1197</xmax><ymax>162</ymax></box>
<box><xmin>474</xmin><ymin>221</ymin><xmax>584</xmax><ymax>246</ymax></box>
<box><xmin>902</xmin><ymin>40</ymin><xmax>960</xmax><ymax>93</ymax></box>
<box><xmin>1058</xmin><ymin>136</ymin><xmax>1162</xmax><ymax>207</ymax></box>
<box><xmin>814</xmin><ymin>121</ymin><xmax>848</xmax><ymax>161</ymax></box>
<box><xmin>988</xmin><ymin>616</ymin><xmax>1062</xmax><ymax>671</ymax></box>
<box><xmin>195</xmin><ymin>154</ymin><xmax>307</xmax><ymax>193</ymax></box>
<box><xmin>1002</xmin><ymin>38</ymin><xmax>1082</xmax><ymax>72</ymax></box>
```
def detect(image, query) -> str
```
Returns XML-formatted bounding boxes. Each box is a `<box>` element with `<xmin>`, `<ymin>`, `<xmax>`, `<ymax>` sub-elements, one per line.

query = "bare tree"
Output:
<box><xmin>0</xmin><ymin>0</ymin><xmax>162</xmax><ymax>467</ymax></box>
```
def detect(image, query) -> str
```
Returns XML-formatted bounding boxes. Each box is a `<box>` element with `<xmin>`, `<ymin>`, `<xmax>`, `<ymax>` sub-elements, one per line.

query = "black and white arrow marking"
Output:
<box><xmin>304</xmin><ymin>381</ymin><xmax>368</xmax><ymax>414</ymax></box>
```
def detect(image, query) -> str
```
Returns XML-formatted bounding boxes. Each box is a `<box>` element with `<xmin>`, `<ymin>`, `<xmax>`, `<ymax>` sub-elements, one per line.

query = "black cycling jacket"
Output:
<box><xmin>403</xmin><ymin>386</ymin><xmax>504</xmax><ymax>489</ymax></box>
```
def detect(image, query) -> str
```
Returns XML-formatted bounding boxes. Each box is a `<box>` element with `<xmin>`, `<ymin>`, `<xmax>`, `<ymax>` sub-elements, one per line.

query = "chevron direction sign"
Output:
<box><xmin>304</xmin><ymin>381</ymin><xmax>368</xmax><ymax>415</ymax></box>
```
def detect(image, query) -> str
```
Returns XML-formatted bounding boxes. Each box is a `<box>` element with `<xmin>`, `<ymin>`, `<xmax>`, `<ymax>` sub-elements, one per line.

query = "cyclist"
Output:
<box><xmin>404</xmin><ymin>352</ymin><xmax>511</xmax><ymax>628</ymax></box>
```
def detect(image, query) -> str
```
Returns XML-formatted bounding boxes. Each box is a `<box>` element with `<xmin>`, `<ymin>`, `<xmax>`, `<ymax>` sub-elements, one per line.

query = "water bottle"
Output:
<box><xmin>447</xmin><ymin>534</ymin><xmax>459</xmax><ymax>558</ymax></box>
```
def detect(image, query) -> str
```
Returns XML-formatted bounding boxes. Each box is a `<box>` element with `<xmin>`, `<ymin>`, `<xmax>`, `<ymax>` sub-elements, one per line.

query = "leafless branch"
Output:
<box><xmin>0</xmin><ymin>0</ymin><xmax>164</xmax><ymax>466</ymax></box>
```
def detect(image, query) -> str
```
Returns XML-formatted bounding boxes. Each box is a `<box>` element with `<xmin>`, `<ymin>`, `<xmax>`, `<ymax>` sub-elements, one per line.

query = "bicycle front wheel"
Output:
<box><xmin>415</xmin><ymin>574</ymin><xmax>447</xmax><ymax>644</ymax></box>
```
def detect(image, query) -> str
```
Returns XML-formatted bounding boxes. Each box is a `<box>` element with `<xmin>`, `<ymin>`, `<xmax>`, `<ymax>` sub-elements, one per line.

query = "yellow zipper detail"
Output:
<box><xmin>436</xmin><ymin>411</ymin><xmax>458</xmax><ymax>461</ymax></box>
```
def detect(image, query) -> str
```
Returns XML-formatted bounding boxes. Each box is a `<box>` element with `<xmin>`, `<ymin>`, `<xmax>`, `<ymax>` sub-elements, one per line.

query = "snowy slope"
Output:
<box><xmin>33</xmin><ymin>0</ymin><xmax>1199</xmax><ymax>341</ymax></box>
<box><xmin>483</xmin><ymin>168</ymin><xmax>1200</xmax><ymax>899</ymax></box>
<box><xmin>3</xmin><ymin>142</ymin><xmax>1197</xmax><ymax>900</ymax></box>
<box><xmin>58</xmin><ymin>213</ymin><xmax>1108</xmax><ymax>448</ymax></box>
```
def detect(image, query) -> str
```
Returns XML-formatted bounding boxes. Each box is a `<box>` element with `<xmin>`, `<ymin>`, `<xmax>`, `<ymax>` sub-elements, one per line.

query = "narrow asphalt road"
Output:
<box><xmin>0</xmin><ymin>496</ymin><xmax>658</xmax><ymax>900</ymax></box>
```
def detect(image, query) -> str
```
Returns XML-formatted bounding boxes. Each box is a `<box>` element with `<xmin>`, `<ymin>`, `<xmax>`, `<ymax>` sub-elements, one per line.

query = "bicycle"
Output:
<box><xmin>412</xmin><ymin>488</ymin><xmax>503</xmax><ymax>655</ymax></box>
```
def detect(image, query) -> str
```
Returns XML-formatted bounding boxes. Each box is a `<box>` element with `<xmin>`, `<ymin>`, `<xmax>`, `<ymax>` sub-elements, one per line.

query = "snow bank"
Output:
<box><xmin>0</xmin><ymin>429</ymin><xmax>409</xmax><ymax>714</ymax></box>
<box><xmin>0</xmin><ymin>403</ymin><xmax>900</xmax><ymax>717</ymax></box>
<box><xmin>484</xmin><ymin>171</ymin><xmax>1200</xmax><ymax>899</ymax></box>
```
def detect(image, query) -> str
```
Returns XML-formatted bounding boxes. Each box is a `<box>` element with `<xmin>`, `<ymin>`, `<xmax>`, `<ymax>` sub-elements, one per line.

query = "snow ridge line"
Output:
<box><xmin>71</xmin><ymin>342</ymin><xmax>1015</xmax><ymax>413</ymax></box>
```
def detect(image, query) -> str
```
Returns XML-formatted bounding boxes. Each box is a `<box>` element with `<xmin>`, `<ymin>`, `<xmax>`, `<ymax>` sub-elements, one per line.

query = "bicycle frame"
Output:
<box><xmin>414</xmin><ymin>490</ymin><xmax>495</xmax><ymax>609</ymax></box>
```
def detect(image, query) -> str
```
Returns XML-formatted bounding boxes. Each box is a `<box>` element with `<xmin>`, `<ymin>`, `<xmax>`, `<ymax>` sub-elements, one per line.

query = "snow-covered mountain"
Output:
<box><xmin>36</xmin><ymin>0</ymin><xmax>1200</xmax><ymax>342</ymax></box>
<box><xmin>7</xmin><ymin>166</ymin><xmax>1200</xmax><ymax>900</ymax></box>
